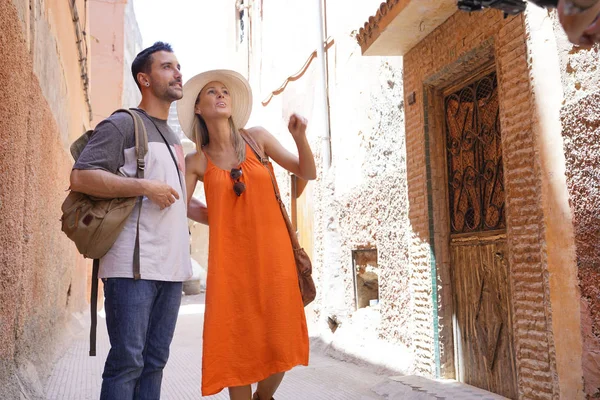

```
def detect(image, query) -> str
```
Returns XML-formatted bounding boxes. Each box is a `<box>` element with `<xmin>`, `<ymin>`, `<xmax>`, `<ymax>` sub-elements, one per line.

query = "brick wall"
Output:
<box><xmin>404</xmin><ymin>9</ymin><xmax>558</xmax><ymax>398</ymax></box>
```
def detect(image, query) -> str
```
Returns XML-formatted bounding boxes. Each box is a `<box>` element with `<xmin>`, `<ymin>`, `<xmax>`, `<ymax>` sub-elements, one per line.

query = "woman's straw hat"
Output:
<box><xmin>177</xmin><ymin>69</ymin><xmax>252</xmax><ymax>139</ymax></box>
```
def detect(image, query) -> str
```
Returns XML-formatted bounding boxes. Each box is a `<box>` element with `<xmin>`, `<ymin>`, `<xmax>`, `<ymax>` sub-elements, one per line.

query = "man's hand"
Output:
<box><xmin>144</xmin><ymin>180</ymin><xmax>180</xmax><ymax>210</ymax></box>
<box><xmin>288</xmin><ymin>113</ymin><xmax>308</xmax><ymax>142</ymax></box>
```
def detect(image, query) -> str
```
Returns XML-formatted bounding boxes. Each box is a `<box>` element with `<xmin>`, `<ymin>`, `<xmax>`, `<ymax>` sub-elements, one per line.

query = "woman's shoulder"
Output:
<box><xmin>244</xmin><ymin>126</ymin><xmax>270</xmax><ymax>138</ymax></box>
<box><xmin>242</xmin><ymin>126</ymin><xmax>271</xmax><ymax>156</ymax></box>
<box><xmin>185</xmin><ymin>150</ymin><xmax>207</xmax><ymax>176</ymax></box>
<box><xmin>244</xmin><ymin>126</ymin><xmax>273</xmax><ymax>146</ymax></box>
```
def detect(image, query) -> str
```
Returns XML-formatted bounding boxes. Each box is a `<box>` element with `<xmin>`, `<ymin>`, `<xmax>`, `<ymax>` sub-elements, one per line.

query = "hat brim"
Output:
<box><xmin>176</xmin><ymin>70</ymin><xmax>252</xmax><ymax>140</ymax></box>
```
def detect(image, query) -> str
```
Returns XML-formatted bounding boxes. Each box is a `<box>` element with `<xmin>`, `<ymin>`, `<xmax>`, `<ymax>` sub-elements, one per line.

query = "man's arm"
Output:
<box><xmin>70</xmin><ymin>169</ymin><xmax>179</xmax><ymax>210</ymax></box>
<box><xmin>188</xmin><ymin>197</ymin><xmax>208</xmax><ymax>225</ymax></box>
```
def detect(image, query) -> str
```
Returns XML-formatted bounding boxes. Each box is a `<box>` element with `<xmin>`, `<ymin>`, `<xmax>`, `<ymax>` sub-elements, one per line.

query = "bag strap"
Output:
<box><xmin>135</xmin><ymin>109</ymin><xmax>183</xmax><ymax>190</ymax></box>
<box><xmin>241</xmin><ymin>129</ymin><xmax>269</xmax><ymax>163</ymax></box>
<box><xmin>89</xmin><ymin>258</ymin><xmax>99</xmax><ymax>356</ymax></box>
<box><xmin>113</xmin><ymin>109</ymin><xmax>148</xmax><ymax>279</ymax></box>
<box><xmin>112</xmin><ymin>108</ymin><xmax>148</xmax><ymax>178</ymax></box>
<box><xmin>239</xmin><ymin>130</ymin><xmax>301</xmax><ymax>251</ymax></box>
<box><xmin>88</xmin><ymin>109</ymin><xmax>147</xmax><ymax>357</ymax></box>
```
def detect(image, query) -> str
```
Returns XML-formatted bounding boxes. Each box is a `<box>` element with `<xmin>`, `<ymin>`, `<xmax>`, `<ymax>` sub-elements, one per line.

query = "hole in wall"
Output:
<box><xmin>327</xmin><ymin>315</ymin><xmax>340</xmax><ymax>333</ymax></box>
<box><xmin>352</xmin><ymin>249</ymin><xmax>379</xmax><ymax>310</ymax></box>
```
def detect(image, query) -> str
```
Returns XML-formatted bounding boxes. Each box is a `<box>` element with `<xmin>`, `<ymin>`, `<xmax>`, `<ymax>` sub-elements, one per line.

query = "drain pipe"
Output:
<box><xmin>316</xmin><ymin>0</ymin><xmax>331</xmax><ymax>171</ymax></box>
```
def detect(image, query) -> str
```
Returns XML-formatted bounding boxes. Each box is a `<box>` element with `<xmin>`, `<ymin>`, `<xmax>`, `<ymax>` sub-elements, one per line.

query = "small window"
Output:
<box><xmin>352</xmin><ymin>249</ymin><xmax>379</xmax><ymax>309</ymax></box>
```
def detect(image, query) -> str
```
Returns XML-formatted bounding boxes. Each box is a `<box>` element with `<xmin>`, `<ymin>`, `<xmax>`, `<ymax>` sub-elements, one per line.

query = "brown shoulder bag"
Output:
<box><xmin>61</xmin><ymin>109</ymin><xmax>148</xmax><ymax>261</ymax></box>
<box><xmin>240</xmin><ymin>130</ymin><xmax>316</xmax><ymax>307</ymax></box>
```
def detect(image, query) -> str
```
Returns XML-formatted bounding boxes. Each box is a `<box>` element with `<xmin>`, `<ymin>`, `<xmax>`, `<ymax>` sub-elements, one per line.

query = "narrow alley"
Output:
<box><xmin>2</xmin><ymin>0</ymin><xmax>600</xmax><ymax>399</ymax></box>
<box><xmin>44</xmin><ymin>294</ymin><xmax>507</xmax><ymax>400</ymax></box>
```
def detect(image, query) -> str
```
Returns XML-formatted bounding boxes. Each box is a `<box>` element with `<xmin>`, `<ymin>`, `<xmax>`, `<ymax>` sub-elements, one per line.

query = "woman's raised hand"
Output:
<box><xmin>288</xmin><ymin>113</ymin><xmax>308</xmax><ymax>141</ymax></box>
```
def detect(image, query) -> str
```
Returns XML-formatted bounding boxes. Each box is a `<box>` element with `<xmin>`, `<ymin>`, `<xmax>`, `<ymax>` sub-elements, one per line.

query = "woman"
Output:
<box><xmin>177</xmin><ymin>69</ymin><xmax>316</xmax><ymax>400</ymax></box>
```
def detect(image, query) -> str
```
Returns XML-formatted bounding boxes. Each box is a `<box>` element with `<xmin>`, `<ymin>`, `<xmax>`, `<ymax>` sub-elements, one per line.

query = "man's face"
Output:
<box><xmin>147</xmin><ymin>51</ymin><xmax>183</xmax><ymax>101</ymax></box>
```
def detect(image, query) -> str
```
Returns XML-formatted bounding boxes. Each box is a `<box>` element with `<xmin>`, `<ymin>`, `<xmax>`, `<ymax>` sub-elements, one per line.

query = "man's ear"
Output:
<box><xmin>137</xmin><ymin>72</ymin><xmax>150</xmax><ymax>88</ymax></box>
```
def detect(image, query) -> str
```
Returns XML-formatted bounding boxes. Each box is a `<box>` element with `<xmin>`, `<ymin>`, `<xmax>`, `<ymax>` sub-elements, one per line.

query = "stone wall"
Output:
<box><xmin>1</xmin><ymin>0</ymin><xmax>90</xmax><ymax>398</ymax></box>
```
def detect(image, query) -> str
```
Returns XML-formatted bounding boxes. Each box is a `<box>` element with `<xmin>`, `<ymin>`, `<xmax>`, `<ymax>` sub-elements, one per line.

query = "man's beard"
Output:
<box><xmin>165</xmin><ymin>86</ymin><xmax>183</xmax><ymax>101</ymax></box>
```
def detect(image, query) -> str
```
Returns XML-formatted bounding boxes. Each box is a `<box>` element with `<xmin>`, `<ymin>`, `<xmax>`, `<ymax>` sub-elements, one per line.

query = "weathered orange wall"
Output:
<box><xmin>90</xmin><ymin>0</ymin><xmax>126</xmax><ymax>127</ymax></box>
<box><xmin>44</xmin><ymin>0</ymin><xmax>92</xmax><ymax>144</ymax></box>
<box><xmin>1</xmin><ymin>0</ymin><xmax>89</xmax><ymax>397</ymax></box>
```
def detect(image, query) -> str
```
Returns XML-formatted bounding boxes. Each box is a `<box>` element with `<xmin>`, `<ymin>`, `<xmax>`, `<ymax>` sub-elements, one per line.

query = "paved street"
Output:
<box><xmin>44</xmin><ymin>294</ymin><xmax>507</xmax><ymax>400</ymax></box>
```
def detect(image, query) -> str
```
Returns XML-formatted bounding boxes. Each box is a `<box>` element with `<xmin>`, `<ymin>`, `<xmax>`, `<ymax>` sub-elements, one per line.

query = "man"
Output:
<box><xmin>556</xmin><ymin>0</ymin><xmax>600</xmax><ymax>46</ymax></box>
<box><xmin>71</xmin><ymin>42</ymin><xmax>196</xmax><ymax>399</ymax></box>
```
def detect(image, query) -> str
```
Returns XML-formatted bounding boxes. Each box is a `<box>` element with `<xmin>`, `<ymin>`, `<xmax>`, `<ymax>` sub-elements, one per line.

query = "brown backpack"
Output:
<box><xmin>60</xmin><ymin>108</ymin><xmax>148</xmax><ymax>356</ymax></box>
<box><xmin>61</xmin><ymin>109</ymin><xmax>148</xmax><ymax>260</ymax></box>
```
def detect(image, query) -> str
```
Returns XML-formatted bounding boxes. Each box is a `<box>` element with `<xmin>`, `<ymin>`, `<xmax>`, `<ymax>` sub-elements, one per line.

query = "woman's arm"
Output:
<box><xmin>188</xmin><ymin>197</ymin><xmax>208</xmax><ymax>225</ymax></box>
<box><xmin>185</xmin><ymin>152</ymin><xmax>209</xmax><ymax>225</ymax></box>
<box><xmin>247</xmin><ymin>114</ymin><xmax>317</xmax><ymax>180</ymax></box>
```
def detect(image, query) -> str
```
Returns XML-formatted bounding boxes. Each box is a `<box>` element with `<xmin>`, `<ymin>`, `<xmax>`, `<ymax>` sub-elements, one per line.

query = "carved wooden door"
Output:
<box><xmin>445</xmin><ymin>71</ymin><xmax>517</xmax><ymax>399</ymax></box>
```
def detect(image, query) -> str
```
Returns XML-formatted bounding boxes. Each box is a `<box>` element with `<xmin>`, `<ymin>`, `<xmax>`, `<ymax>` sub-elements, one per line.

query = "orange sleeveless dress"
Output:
<box><xmin>201</xmin><ymin>144</ymin><xmax>309</xmax><ymax>396</ymax></box>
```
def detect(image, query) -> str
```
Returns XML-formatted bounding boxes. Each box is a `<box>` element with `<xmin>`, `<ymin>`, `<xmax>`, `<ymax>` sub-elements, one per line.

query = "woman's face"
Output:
<box><xmin>194</xmin><ymin>81</ymin><xmax>232</xmax><ymax>121</ymax></box>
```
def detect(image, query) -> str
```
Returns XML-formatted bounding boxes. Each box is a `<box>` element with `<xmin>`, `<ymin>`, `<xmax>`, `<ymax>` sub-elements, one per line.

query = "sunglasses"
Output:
<box><xmin>230</xmin><ymin>168</ymin><xmax>246</xmax><ymax>196</ymax></box>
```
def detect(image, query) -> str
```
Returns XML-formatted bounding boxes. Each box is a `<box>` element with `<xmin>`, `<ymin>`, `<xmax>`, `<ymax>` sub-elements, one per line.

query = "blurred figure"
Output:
<box><xmin>557</xmin><ymin>0</ymin><xmax>600</xmax><ymax>46</ymax></box>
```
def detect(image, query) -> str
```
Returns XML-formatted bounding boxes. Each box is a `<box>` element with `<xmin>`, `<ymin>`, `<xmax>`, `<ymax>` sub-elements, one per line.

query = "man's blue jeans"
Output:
<box><xmin>100</xmin><ymin>278</ymin><xmax>182</xmax><ymax>400</ymax></box>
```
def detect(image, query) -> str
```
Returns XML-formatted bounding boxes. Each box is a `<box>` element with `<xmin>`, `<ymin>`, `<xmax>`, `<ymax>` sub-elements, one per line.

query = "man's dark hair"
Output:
<box><xmin>529</xmin><ymin>0</ymin><xmax>558</xmax><ymax>7</ymax></box>
<box><xmin>131</xmin><ymin>42</ymin><xmax>174</xmax><ymax>90</ymax></box>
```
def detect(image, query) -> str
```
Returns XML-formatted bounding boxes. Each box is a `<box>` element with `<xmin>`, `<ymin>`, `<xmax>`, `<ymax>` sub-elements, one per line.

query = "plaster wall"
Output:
<box><xmin>1</xmin><ymin>0</ymin><xmax>91</xmax><ymax>397</ymax></box>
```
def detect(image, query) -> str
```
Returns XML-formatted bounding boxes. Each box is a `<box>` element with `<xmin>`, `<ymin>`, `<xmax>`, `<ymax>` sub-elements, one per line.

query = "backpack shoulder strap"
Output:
<box><xmin>110</xmin><ymin>108</ymin><xmax>147</xmax><ymax>280</ymax></box>
<box><xmin>89</xmin><ymin>259</ymin><xmax>99</xmax><ymax>356</ymax></box>
<box><xmin>70</xmin><ymin>130</ymin><xmax>93</xmax><ymax>162</ymax></box>
<box><xmin>111</xmin><ymin>108</ymin><xmax>148</xmax><ymax>179</ymax></box>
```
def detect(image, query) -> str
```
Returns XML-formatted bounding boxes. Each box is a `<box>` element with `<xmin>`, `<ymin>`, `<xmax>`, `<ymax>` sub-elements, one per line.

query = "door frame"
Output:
<box><xmin>423</xmin><ymin>60</ymin><xmax>516</xmax><ymax>382</ymax></box>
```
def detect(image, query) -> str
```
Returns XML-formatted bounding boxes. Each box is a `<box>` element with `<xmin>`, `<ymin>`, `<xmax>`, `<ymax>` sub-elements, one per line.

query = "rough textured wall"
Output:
<box><xmin>307</xmin><ymin>33</ymin><xmax>410</xmax><ymax>371</ymax></box>
<box><xmin>320</xmin><ymin>58</ymin><xmax>407</xmax><ymax>334</ymax></box>
<box><xmin>404</xmin><ymin>9</ymin><xmax>558</xmax><ymax>397</ymax></box>
<box><xmin>561</xmin><ymin>93</ymin><xmax>600</xmax><ymax>398</ymax></box>
<box><xmin>42</xmin><ymin>0</ymin><xmax>91</xmax><ymax>146</ymax></box>
<box><xmin>552</xmin><ymin>15</ymin><xmax>600</xmax><ymax>398</ymax></box>
<box><xmin>1</xmin><ymin>1</ymin><xmax>87</xmax><ymax>398</ymax></box>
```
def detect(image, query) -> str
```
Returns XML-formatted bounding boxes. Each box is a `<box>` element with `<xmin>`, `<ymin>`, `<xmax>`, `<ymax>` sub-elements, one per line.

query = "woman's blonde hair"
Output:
<box><xmin>193</xmin><ymin>95</ymin><xmax>246</xmax><ymax>163</ymax></box>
